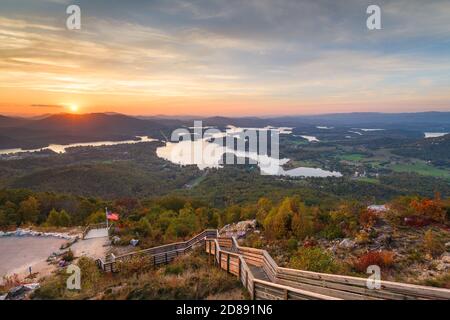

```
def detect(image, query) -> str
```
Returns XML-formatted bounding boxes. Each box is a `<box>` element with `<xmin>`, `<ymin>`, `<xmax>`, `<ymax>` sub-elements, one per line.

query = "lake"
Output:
<box><xmin>424</xmin><ymin>132</ymin><xmax>448</xmax><ymax>138</ymax></box>
<box><xmin>0</xmin><ymin>136</ymin><xmax>156</xmax><ymax>155</ymax></box>
<box><xmin>157</xmin><ymin>126</ymin><xmax>342</xmax><ymax>178</ymax></box>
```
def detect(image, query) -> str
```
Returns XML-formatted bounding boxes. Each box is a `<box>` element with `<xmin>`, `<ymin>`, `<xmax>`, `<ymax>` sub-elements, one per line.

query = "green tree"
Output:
<box><xmin>46</xmin><ymin>209</ymin><xmax>61</xmax><ymax>226</ymax></box>
<box><xmin>86</xmin><ymin>210</ymin><xmax>106</xmax><ymax>224</ymax></box>
<box><xmin>0</xmin><ymin>201</ymin><xmax>19</xmax><ymax>226</ymax></box>
<box><xmin>59</xmin><ymin>210</ymin><xmax>71</xmax><ymax>227</ymax></box>
<box><xmin>18</xmin><ymin>196</ymin><xmax>40</xmax><ymax>224</ymax></box>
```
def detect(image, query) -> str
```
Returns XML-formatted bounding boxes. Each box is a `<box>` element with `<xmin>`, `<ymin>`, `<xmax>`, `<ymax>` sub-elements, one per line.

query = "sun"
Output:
<box><xmin>69</xmin><ymin>104</ymin><xmax>79</xmax><ymax>113</ymax></box>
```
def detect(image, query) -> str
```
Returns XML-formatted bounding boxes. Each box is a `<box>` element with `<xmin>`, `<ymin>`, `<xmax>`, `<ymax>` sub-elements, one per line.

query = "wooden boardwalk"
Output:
<box><xmin>84</xmin><ymin>228</ymin><xmax>108</xmax><ymax>240</ymax></box>
<box><xmin>94</xmin><ymin>228</ymin><xmax>450</xmax><ymax>300</ymax></box>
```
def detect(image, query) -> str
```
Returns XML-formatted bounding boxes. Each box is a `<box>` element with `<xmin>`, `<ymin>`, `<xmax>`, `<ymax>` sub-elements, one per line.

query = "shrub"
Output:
<box><xmin>289</xmin><ymin>247</ymin><xmax>339</xmax><ymax>273</ymax></box>
<box><xmin>242</xmin><ymin>233</ymin><xmax>264</xmax><ymax>249</ymax></box>
<box><xmin>359</xmin><ymin>209</ymin><xmax>378</xmax><ymax>228</ymax></box>
<box><xmin>411</xmin><ymin>197</ymin><xmax>446</xmax><ymax>223</ymax></box>
<box><xmin>287</xmin><ymin>238</ymin><xmax>298</xmax><ymax>251</ymax></box>
<box><xmin>423</xmin><ymin>273</ymin><xmax>450</xmax><ymax>289</ymax></box>
<box><xmin>164</xmin><ymin>264</ymin><xmax>183</xmax><ymax>276</ymax></box>
<box><xmin>118</xmin><ymin>255</ymin><xmax>154</xmax><ymax>277</ymax></box>
<box><xmin>353</xmin><ymin>251</ymin><xmax>395</xmax><ymax>272</ymax></box>
<box><xmin>355</xmin><ymin>231</ymin><xmax>370</xmax><ymax>244</ymax></box>
<box><xmin>1</xmin><ymin>274</ymin><xmax>21</xmax><ymax>292</ymax></box>
<box><xmin>32</xmin><ymin>276</ymin><xmax>66</xmax><ymax>300</ymax></box>
<box><xmin>77</xmin><ymin>257</ymin><xmax>102</xmax><ymax>290</ymax></box>
<box><xmin>423</xmin><ymin>230</ymin><xmax>445</xmax><ymax>257</ymax></box>
<box><xmin>319</xmin><ymin>223</ymin><xmax>344</xmax><ymax>240</ymax></box>
<box><xmin>62</xmin><ymin>249</ymin><xmax>74</xmax><ymax>262</ymax></box>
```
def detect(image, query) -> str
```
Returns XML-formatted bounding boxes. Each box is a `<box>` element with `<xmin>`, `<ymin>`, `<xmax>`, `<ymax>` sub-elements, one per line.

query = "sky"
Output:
<box><xmin>0</xmin><ymin>0</ymin><xmax>450</xmax><ymax>116</ymax></box>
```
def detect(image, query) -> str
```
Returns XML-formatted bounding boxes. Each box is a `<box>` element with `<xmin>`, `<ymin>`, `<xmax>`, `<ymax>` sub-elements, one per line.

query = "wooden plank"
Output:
<box><xmin>277</xmin><ymin>268</ymin><xmax>450</xmax><ymax>300</ymax></box>
<box><xmin>253</xmin><ymin>279</ymin><xmax>342</xmax><ymax>300</ymax></box>
<box><xmin>276</xmin><ymin>274</ymin><xmax>409</xmax><ymax>300</ymax></box>
<box><xmin>276</xmin><ymin>278</ymin><xmax>377</xmax><ymax>300</ymax></box>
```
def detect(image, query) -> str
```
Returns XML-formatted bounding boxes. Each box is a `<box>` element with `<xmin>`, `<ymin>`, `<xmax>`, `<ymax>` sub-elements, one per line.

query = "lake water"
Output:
<box><xmin>156</xmin><ymin>126</ymin><xmax>342</xmax><ymax>178</ymax></box>
<box><xmin>424</xmin><ymin>132</ymin><xmax>448</xmax><ymax>138</ymax></box>
<box><xmin>0</xmin><ymin>136</ymin><xmax>156</xmax><ymax>155</ymax></box>
<box><xmin>353</xmin><ymin>128</ymin><xmax>385</xmax><ymax>132</ymax></box>
<box><xmin>299</xmin><ymin>135</ymin><xmax>319</xmax><ymax>142</ymax></box>
<box><xmin>0</xmin><ymin>236</ymin><xmax>66</xmax><ymax>278</ymax></box>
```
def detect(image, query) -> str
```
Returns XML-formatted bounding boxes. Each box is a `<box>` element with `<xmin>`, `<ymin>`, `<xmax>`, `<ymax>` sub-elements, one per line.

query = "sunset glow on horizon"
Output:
<box><xmin>1</xmin><ymin>0</ymin><xmax>450</xmax><ymax>117</ymax></box>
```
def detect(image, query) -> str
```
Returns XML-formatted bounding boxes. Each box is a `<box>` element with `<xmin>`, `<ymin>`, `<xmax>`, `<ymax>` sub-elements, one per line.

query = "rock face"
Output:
<box><xmin>4</xmin><ymin>283</ymin><xmax>40</xmax><ymax>300</ymax></box>
<box><xmin>433</xmin><ymin>253</ymin><xmax>450</xmax><ymax>272</ymax></box>
<box><xmin>220</xmin><ymin>220</ymin><xmax>257</xmax><ymax>238</ymax></box>
<box><xmin>0</xmin><ymin>228</ymin><xmax>76</xmax><ymax>240</ymax></box>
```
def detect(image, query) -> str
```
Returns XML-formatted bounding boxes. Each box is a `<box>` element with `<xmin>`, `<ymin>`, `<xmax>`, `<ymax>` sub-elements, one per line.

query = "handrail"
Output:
<box><xmin>82</xmin><ymin>222</ymin><xmax>110</xmax><ymax>239</ymax></box>
<box><xmin>97</xmin><ymin>227</ymin><xmax>450</xmax><ymax>300</ymax></box>
<box><xmin>206</xmin><ymin>237</ymin><xmax>338</xmax><ymax>300</ymax></box>
<box><xmin>97</xmin><ymin>229</ymin><xmax>218</xmax><ymax>272</ymax></box>
<box><xmin>210</xmin><ymin>234</ymin><xmax>450</xmax><ymax>300</ymax></box>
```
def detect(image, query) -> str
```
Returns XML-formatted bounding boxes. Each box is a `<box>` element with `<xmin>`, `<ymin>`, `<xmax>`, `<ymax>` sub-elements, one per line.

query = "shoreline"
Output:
<box><xmin>0</xmin><ymin>228</ymin><xmax>110</xmax><ymax>285</ymax></box>
<box><xmin>0</xmin><ymin>228</ymin><xmax>79</xmax><ymax>240</ymax></box>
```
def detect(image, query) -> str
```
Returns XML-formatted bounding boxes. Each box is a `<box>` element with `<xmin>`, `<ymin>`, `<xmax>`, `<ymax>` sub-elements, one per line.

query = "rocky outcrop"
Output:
<box><xmin>0</xmin><ymin>228</ymin><xmax>77</xmax><ymax>240</ymax></box>
<box><xmin>220</xmin><ymin>220</ymin><xmax>257</xmax><ymax>238</ymax></box>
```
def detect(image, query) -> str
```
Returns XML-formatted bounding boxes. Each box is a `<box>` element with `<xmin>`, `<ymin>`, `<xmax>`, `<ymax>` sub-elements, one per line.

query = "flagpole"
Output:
<box><xmin>105</xmin><ymin>207</ymin><xmax>109</xmax><ymax>229</ymax></box>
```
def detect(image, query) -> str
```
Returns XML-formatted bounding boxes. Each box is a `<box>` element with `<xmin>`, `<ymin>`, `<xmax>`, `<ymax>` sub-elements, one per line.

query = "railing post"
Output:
<box><xmin>165</xmin><ymin>252</ymin><xmax>168</xmax><ymax>264</ymax></box>
<box><xmin>219</xmin><ymin>251</ymin><xmax>222</xmax><ymax>269</ymax></box>
<box><xmin>284</xmin><ymin>289</ymin><xmax>289</xmax><ymax>300</ymax></box>
<box><xmin>227</xmin><ymin>254</ymin><xmax>230</xmax><ymax>273</ymax></box>
<box><xmin>238</xmin><ymin>258</ymin><xmax>241</xmax><ymax>280</ymax></box>
<box><xmin>245</xmin><ymin>270</ymin><xmax>248</xmax><ymax>291</ymax></box>
<box><xmin>252</xmin><ymin>280</ymin><xmax>255</xmax><ymax>300</ymax></box>
<box><xmin>208</xmin><ymin>241</ymin><xmax>212</xmax><ymax>264</ymax></box>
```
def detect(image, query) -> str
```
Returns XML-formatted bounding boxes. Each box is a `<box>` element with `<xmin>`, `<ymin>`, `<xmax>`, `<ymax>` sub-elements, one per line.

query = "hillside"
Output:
<box><xmin>0</xmin><ymin>113</ymin><xmax>183</xmax><ymax>149</ymax></box>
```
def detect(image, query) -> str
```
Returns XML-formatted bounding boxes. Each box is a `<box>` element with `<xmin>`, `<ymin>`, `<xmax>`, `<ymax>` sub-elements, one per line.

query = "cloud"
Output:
<box><xmin>0</xmin><ymin>0</ymin><xmax>449</xmax><ymax>115</ymax></box>
<box><xmin>30</xmin><ymin>104</ymin><xmax>64</xmax><ymax>108</ymax></box>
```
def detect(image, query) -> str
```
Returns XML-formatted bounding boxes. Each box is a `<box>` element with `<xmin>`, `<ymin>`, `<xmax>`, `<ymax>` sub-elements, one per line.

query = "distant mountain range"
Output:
<box><xmin>0</xmin><ymin>111</ymin><xmax>449</xmax><ymax>150</ymax></box>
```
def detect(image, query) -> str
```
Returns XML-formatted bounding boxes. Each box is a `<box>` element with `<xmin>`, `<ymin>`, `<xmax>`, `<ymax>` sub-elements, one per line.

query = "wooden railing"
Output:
<box><xmin>82</xmin><ymin>222</ymin><xmax>110</xmax><ymax>239</ymax></box>
<box><xmin>206</xmin><ymin>237</ymin><xmax>339</xmax><ymax>300</ymax></box>
<box><xmin>205</xmin><ymin>236</ymin><xmax>450</xmax><ymax>300</ymax></box>
<box><xmin>95</xmin><ymin>227</ymin><xmax>450</xmax><ymax>300</ymax></box>
<box><xmin>96</xmin><ymin>229</ymin><xmax>218</xmax><ymax>272</ymax></box>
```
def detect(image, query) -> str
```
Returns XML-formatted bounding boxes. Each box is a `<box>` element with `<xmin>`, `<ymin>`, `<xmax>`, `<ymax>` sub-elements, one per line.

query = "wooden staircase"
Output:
<box><xmin>95</xmin><ymin>228</ymin><xmax>450</xmax><ymax>300</ymax></box>
<box><xmin>205</xmin><ymin>233</ymin><xmax>450</xmax><ymax>300</ymax></box>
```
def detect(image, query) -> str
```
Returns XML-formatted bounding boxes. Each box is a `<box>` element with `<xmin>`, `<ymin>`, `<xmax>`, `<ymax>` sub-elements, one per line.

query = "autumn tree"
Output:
<box><xmin>256</xmin><ymin>197</ymin><xmax>272</xmax><ymax>224</ymax></box>
<box><xmin>264</xmin><ymin>197</ymin><xmax>314</xmax><ymax>240</ymax></box>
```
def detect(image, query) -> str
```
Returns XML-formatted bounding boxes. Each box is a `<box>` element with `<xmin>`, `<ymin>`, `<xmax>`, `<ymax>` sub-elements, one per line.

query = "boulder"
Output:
<box><xmin>436</xmin><ymin>262</ymin><xmax>449</xmax><ymax>271</ymax></box>
<box><xmin>440</xmin><ymin>252</ymin><xmax>450</xmax><ymax>264</ymax></box>
<box><xmin>339</xmin><ymin>238</ymin><xmax>356</xmax><ymax>249</ymax></box>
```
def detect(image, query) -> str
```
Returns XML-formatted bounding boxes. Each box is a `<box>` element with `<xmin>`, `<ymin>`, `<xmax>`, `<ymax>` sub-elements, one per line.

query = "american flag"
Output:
<box><xmin>106</xmin><ymin>209</ymin><xmax>119</xmax><ymax>221</ymax></box>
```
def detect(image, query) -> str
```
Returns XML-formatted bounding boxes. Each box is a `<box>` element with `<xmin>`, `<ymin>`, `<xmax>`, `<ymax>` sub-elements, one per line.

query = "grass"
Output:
<box><xmin>390</xmin><ymin>162</ymin><xmax>450</xmax><ymax>180</ymax></box>
<box><xmin>32</xmin><ymin>250</ymin><xmax>244</xmax><ymax>300</ymax></box>
<box><xmin>338</xmin><ymin>153</ymin><xmax>366</xmax><ymax>162</ymax></box>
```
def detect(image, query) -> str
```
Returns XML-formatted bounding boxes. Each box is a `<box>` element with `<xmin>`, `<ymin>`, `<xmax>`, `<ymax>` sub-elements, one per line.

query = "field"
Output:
<box><xmin>390</xmin><ymin>162</ymin><xmax>450</xmax><ymax>180</ymax></box>
<box><xmin>338</xmin><ymin>153</ymin><xmax>366</xmax><ymax>162</ymax></box>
